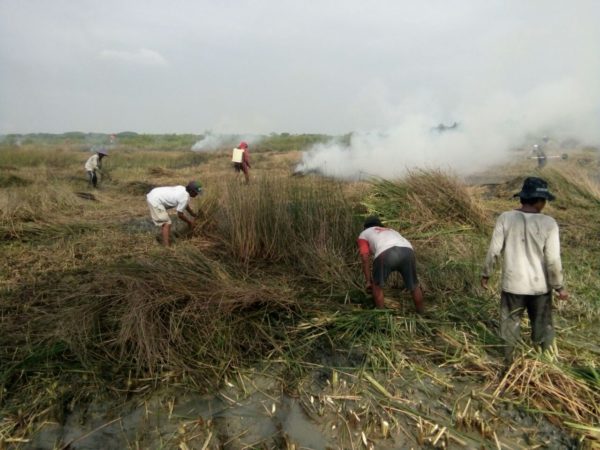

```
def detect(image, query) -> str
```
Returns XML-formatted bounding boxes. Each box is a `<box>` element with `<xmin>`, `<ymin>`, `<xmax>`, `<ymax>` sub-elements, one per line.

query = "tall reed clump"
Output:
<box><xmin>215</xmin><ymin>176</ymin><xmax>363</xmax><ymax>291</ymax></box>
<box><xmin>364</xmin><ymin>170</ymin><xmax>490</xmax><ymax>235</ymax></box>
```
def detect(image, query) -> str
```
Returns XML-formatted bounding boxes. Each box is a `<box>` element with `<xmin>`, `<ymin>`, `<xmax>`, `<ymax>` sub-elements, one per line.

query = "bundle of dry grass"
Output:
<box><xmin>490</xmin><ymin>357</ymin><xmax>600</xmax><ymax>428</ymax></box>
<box><xmin>0</xmin><ymin>183</ymin><xmax>85</xmax><ymax>224</ymax></box>
<box><xmin>2</xmin><ymin>249</ymin><xmax>298</xmax><ymax>380</ymax></box>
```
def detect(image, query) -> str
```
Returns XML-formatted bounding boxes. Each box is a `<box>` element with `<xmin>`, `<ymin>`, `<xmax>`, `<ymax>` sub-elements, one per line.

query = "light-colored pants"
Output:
<box><xmin>147</xmin><ymin>202</ymin><xmax>171</xmax><ymax>226</ymax></box>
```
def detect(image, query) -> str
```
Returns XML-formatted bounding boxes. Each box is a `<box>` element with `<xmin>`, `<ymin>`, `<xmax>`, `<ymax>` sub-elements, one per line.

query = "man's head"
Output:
<box><xmin>98</xmin><ymin>148</ymin><xmax>108</xmax><ymax>158</ymax></box>
<box><xmin>186</xmin><ymin>180</ymin><xmax>203</xmax><ymax>197</ymax></box>
<box><xmin>239</xmin><ymin>141</ymin><xmax>248</xmax><ymax>150</ymax></box>
<box><xmin>363</xmin><ymin>215</ymin><xmax>383</xmax><ymax>229</ymax></box>
<box><xmin>515</xmin><ymin>177</ymin><xmax>555</xmax><ymax>210</ymax></box>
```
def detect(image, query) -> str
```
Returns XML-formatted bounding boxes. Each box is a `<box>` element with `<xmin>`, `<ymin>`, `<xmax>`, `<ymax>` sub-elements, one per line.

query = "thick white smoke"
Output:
<box><xmin>296</xmin><ymin>75</ymin><xmax>600</xmax><ymax>179</ymax></box>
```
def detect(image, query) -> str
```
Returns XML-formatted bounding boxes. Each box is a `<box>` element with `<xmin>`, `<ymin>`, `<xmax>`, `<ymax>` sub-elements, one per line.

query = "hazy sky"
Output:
<box><xmin>1</xmin><ymin>0</ymin><xmax>599</xmax><ymax>137</ymax></box>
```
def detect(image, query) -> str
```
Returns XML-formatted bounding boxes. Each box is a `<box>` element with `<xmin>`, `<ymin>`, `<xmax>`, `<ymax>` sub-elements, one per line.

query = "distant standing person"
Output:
<box><xmin>146</xmin><ymin>181</ymin><xmax>202</xmax><ymax>247</ymax></box>
<box><xmin>481</xmin><ymin>177</ymin><xmax>568</xmax><ymax>365</ymax></box>
<box><xmin>232</xmin><ymin>141</ymin><xmax>251</xmax><ymax>183</ymax></box>
<box><xmin>532</xmin><ymin>144</ymin><xmax>547</xmax><ymax>169</ymax></box>
<box><xmin>357</xmin><ymin>216</ymin><xmax>424</xmax><ymax>313</ymax></box>
<box><xmin>85</xmin><ymin>148</ymin><xmax>108</xmax><ymax>188</ymax></box>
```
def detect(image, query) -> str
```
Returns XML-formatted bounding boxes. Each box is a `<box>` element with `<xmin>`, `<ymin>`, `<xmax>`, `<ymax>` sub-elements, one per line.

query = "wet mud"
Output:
<box><xmin>23</xmin><ymin>364</ymin><xmax>581</xmax><ymax>450</ymax></box>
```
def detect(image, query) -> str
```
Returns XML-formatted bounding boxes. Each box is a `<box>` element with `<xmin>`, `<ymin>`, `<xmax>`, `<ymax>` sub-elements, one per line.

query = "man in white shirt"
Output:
<box><xmin>481</xmin><ymin>177</ymin><xmax>569</xmax><ymax>364</ymax></box>
<box><xmin>146</xmin><ymin>181</ymin><xmax>202</xmax><ymax>246</ymax></box>
<box><xmin>357</xmin><ymin>216</ymin><xmax>424</xmax><ymax>313</ymax></box>
<box><xmin>84</xmin><ymin>148</ymin><xmax>108</xmax><ymax>188</ymax></box>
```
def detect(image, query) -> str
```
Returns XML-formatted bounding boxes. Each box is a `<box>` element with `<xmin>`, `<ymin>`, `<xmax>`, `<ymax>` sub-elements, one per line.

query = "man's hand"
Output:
<box><xmin>556</xmin><ymin>288</ymin><xmax>569</xmax><ymax>301</ymax></box>
<box><xmin>480</xmin><ymin>277</ymin><xmax>489</xmax><ymax>290</ymax></box>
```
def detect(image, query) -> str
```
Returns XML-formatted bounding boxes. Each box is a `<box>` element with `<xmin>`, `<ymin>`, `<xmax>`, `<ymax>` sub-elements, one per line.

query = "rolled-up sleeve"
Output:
<box><xmin>544</xmin><ymin>221</ymin><xmax>563</xmax><ymax>290</ymax></box>
<box><xmin>482</xmin><ymin>215</ymin><xmax>505</xmax><ymax>277</ymax></box>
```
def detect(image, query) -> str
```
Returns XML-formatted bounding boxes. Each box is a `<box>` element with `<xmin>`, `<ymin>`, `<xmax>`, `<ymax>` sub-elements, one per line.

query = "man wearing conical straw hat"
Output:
<box><xmin>481</xmin><ymin>177</ymin><xmax>569</xmax><ymax>365</ymax></box>
<box><xmin>84</xmin><ymin>147</ymin><xmax>108</xmax><ymax>188</ymax></box>
<box><xmin>357</xmin><ymin>216</ymin><xmax>425</xmax><ymax>313</ymax></box>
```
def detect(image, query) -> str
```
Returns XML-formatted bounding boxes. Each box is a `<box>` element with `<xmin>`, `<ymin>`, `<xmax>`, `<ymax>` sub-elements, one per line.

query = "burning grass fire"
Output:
<box><xmin>0</xmin><ymin>139</ymin><xmax>599</xmax><ymax>449</ymax></box>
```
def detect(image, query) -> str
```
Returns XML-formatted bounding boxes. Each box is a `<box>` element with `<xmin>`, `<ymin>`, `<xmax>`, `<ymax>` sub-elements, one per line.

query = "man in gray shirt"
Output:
<box><xmin>481</xmin><ymin>177</ymin><xmax>569</xmax><ymax>364</ymax></box>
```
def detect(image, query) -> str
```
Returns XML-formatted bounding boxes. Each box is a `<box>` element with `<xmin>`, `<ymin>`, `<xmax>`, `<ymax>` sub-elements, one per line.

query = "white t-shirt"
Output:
<box><xmin>482</xmin><ymin>210</ymin><xmax>563</xmax><ymax>295</ymax></box>
<box><xmin>357</xmin><ymin>227</ymin><xmax>412</xmax><ymax>259</ymax></box>
<box><xmin>146</xmin><ymin>186</ymin><xmax>190</xmax><ymax>213</ymax></box>
<box><xmin>85</xmin><ymin>154</ymin><xmax>100</xmax><ymax>171</ymax></box>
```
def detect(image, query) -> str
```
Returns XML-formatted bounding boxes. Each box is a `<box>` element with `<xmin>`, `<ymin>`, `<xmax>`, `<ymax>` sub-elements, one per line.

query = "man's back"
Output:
<box><xmin>357</xmin><ymin>226</ymin><xmax>412</xmax><ymax>259</ymax></box>
<box><xmin>484</xmin><ymin>210</ymin><xmax>563</xmax><ymax>295</ymax></box>
<box><xmin>147</xmin><ymin>186</ymin><xmax>189</xmax><ymax>211</ymax></box>
<box><xmin>85</xmin><ymin>154</ymin><xmax>99</xmax><ymax>171</ymax></box>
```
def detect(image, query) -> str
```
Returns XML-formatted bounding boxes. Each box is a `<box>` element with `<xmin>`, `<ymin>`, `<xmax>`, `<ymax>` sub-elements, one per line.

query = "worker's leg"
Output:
<box><xmin>397</xmin><ymin>247</ymin><xmax>424</xmax><ymax>314</ymax></box>
<box><xmin>526</xmin><ymin>292</ymin><xmax>555</xmax><ymax>353</ymax></box>
<box><xmin>371</xmin><ymin>284</ymin><xmax>385</xmax><ymax>308</ymax></box>
<box><xmin>161</xmin><ymin>223</ymin><xmax>171</xmax><ymax>247</ymax></box>
<box><xmin>242</xmin><ymin>164</ymin><xmax>250</xmax><ymax>183</ymax></box>
<box><xmin>148</xmin><ymin>202</ymin><xmax>171</xmax><ymax>246</ymax></box>
<box><xmin>371</xmin><ymin>252</ymin><xmax>390</xmax><ymax>309</ymax></box>
<box><xmin>500</xmin><ymin>291</ymin><xmax>526</xmax><ymax>365</ymax></box>
<box><xmin>411</xmin><ymin>285</ymin><xmax>425</xmax><ymax>314</ymax></box>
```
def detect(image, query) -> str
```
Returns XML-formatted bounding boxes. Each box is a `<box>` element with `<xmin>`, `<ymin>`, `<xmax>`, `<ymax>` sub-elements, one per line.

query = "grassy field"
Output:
<box><xmin>0</xmin><ymin>138</ymin><xmax>599</xmax><ymax>449</ymax></box>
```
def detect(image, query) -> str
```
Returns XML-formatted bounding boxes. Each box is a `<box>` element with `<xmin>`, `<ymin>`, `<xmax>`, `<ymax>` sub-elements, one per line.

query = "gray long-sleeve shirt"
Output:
<box><xmin>482</xmin><ymin>210</ymin><xmax>564</xmax><ymax>295</ymax></box>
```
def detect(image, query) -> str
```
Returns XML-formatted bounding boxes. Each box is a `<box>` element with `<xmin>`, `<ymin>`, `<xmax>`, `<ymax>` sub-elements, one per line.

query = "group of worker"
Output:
<box><xmin>84</xmin><ymin>141</ymin><xmax>251</xmax><ymax>190</ymax></box>
<box><xmin>359</xmin><ymin>176</ymin><xmax>567</xmax><ymax>365</ymax></box>
<box><xmin>84</xmin><ymin>141</ymin><xmax>252</xmax><ymax>247</ymax></box>
<box><xmin>85</xmin><ymin>144</ymin><xmax>566</xmax><ymax>367</ymax></box>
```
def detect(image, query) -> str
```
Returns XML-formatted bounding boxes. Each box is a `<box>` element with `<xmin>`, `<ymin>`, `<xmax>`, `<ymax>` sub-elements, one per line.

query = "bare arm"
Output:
<box><xmin>177</xmin><ymin>211</ymin><xmax>195</xmax><ymax>228</ymax></box>
<box><xmin>360</xmin><ymin>253</ymin><xmax>372</xmax><ymax>288</ymax></box>
<box><xmin>185</xmin><ymin>204</ymin><xmax>197</xmax><ymax>218</ymax></box>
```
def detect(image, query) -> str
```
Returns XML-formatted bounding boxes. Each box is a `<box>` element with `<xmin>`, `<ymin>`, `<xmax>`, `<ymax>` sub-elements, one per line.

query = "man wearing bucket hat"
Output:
<box><xmin>481</xmin><ymin>177</ymin><xmax>568</xmax><ymax>365</ymax></box>
<box><xmin>84</xmin><ymin>148</ymin><xmax>108</xmax><ymax>188</ymax></box>
<box><xmin>146</xmin><ymin>181</ymin><xmax>202</xmax><ymax>247</ymax></box>
<box><xmin>357</xmin><ymin>216</ymin><xmax>425</xmax><ymax>313</ymax></box>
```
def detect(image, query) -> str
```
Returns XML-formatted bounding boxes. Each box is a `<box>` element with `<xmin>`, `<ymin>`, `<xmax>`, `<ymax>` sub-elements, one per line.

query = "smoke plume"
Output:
<box><xmin>296</xmin><ymin>77</ymin><xmax>600</xmax><ymax>179</ymax></box>
<box><xmin>191</xmin><ymin>133</ymin><xmax>263</xmax><ymax>152</ymax></box>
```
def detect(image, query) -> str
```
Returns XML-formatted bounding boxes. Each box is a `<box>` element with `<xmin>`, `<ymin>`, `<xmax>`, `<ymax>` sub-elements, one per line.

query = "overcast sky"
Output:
<box><xmin>1</xmin><ymin>0</ymin><xmax>599</xmax><ymax>137</ymax></box>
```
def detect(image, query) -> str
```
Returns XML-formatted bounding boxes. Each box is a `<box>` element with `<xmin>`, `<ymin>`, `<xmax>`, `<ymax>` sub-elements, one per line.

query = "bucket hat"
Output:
<box><xmin>514</xmin><ymin>177</ymin><xmax>555</xmax><ymax>201</ymax></box>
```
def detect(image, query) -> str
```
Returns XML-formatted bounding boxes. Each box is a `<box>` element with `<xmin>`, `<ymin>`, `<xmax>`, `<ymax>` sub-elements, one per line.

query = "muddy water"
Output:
<box><xmin>26</xmin><ymin>388</ymin><xmax>332</xmax><ymax>449</ymax></box>
<box><xmin>25</xmin><ymin>377</ymin><xmax>578</xmax><ymax>450</ymax></box>
<box><xmin>23</xmin><ymin>357</ymin><xmax>581</xmax><ymax>450</ymax></box>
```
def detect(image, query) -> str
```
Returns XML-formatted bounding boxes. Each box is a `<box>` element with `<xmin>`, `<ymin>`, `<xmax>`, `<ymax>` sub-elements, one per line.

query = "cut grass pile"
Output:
<box><xmin>0</xmin><ymin>145</ymin><xmax>599</xmax><ymax>447</ymax></box>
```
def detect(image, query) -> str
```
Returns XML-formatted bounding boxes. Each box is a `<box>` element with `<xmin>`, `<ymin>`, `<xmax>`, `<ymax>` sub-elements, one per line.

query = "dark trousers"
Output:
<box><xmin>500</xmin><ymin>291</ymin><xmax>554</xmax><ymax>363</ymax></box>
